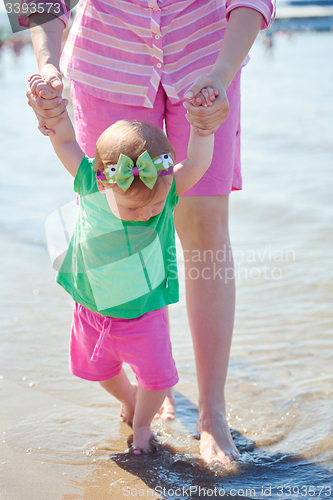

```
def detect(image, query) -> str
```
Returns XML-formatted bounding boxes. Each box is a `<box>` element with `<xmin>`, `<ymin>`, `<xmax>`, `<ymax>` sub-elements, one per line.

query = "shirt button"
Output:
<box><xmin>154</xmin><ymin>34</ymin><xmax>160</xmax><ymax>40</ymax></box>
<box><xmin>156</xmin><ymin>63</ymin><xmax>162</xmax><ymax>68</ymax></box>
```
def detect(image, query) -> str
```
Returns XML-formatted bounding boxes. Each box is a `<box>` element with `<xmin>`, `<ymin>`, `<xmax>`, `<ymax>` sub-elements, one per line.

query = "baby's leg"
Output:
<box><xmin>154</xmin><ymin>386</ymin><xmax>177</xmax><ymax>420</ymax></box>
<box><xmin>133</xmin><ymin>386</ymin><xmax>167</xmax><ymax>453</ymax></box>
<box><xmin>155</xmin><ymin>307</ymin><xmax>176</xmax><ymax>420</ymax></box>
<box><xmin>99</xmin><ymin>368</ymin><xmax>137</xmax><ymax>426</ymax></box>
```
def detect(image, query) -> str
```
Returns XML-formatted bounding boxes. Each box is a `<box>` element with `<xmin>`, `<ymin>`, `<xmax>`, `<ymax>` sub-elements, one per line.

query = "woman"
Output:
<box><xmin>22</xmin><ymin>0</ymin><xmax>274</xmax><ymax>464</ymax></box>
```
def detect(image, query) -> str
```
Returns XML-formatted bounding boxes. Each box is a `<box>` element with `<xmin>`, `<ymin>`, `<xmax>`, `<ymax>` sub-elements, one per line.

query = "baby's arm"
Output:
<box><xmin>29</xmin><ymin>75</ymin><xmax>84</xmax><ymax>177</ymax></box>
<box><xmin>174</xmin><ymin>88</ymin><xmax>215</xmax><ymax>196</ymax></box>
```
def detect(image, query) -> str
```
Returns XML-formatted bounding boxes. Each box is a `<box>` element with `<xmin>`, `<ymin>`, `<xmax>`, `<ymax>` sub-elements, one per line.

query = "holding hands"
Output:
<box><xmin>184</xmin><ymin>74</ymin><xmax>230</xmax><ymax>136</ymax></box>
<box><xmin>27</xmin><ymin>72</ymin><xmax>227</xmax><ymax>136</ymax></box>
<box><xmin>27</xmin><ymin>71</ymin><xmax>67</xmax><ymax>135</ymax></box>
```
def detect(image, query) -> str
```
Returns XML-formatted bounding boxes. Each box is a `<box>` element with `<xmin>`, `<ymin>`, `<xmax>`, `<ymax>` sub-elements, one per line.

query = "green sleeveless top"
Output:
<box><xmin>55</xmin><ymin>156</ymin><xmax>179</xmax><ymax>319</ymax></box>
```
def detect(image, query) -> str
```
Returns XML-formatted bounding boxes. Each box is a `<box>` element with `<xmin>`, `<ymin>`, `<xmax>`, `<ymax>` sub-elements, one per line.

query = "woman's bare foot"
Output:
<box><xmin>198</xmin><ymin>411</ymin><xmax>240</xmax><ymax>465</ymax></box>
<box><xmin>154</xmin><ymin>388</ymin><xmax>177</xmax><ymax>420</ymax></box>
<box><xmin>119</xmin><ymin>383</ymin><xmax>137</xmax><ymax>426</ymax></box>
<box><xmin>132</xmin><ymin>426</ymin><xmax>156</xmax><ymax>454</ymax></box>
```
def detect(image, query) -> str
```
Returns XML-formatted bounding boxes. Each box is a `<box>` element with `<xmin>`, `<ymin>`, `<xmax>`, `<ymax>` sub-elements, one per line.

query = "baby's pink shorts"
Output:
<box><xmin>71</xmin><ymin>70</ymin><xmax>242</xmax><ymax>196</ymax></box>
<box><xmin>70</xmin><ymin>303</ymin><xmax>179</xmax><ymax>391</ymax></box>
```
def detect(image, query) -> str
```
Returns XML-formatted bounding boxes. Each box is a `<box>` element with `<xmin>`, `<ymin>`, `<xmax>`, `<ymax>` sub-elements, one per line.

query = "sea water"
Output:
<box><xmin>0</xmin><ymin>31</ymin><xmax>332</xmax><ymax>499</ymax></box>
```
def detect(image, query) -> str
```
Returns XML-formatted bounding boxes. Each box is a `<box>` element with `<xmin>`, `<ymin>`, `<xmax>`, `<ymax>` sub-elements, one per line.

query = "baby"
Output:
<box><xmin>29</xmin><ymin>74</ymin><xmax>216</xmax><ymax>454</ymax></box>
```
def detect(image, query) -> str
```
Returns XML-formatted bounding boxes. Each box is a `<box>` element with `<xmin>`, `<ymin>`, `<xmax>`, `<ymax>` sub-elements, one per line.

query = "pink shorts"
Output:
<box><xmin>71</xmin><ymin>72</ymin><xmax>242</xmax><ymax>196</ymax></box>
<box><xmin>70</xmin><ymin>303</ymin><xmax>179</xmax><ymax>391</ymax></box>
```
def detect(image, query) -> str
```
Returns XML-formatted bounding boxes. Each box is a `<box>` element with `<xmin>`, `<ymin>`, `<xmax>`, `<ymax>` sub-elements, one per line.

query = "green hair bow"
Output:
<box><xmin>96</xmin><ymin>151</ymin><xmax>174</xmax><ymax>191</ymax></box>
<box><xmin>116</xmin><ymin>151</ymin><xmax>157</xmax><ymax>191</ymax></box>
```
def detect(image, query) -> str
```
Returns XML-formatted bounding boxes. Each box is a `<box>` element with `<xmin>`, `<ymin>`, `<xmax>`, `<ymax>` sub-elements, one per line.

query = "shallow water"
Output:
<box><xmin>1</xmin><ymin>32</ymin><xmax>333</xmax><ymax>499</ymax></box>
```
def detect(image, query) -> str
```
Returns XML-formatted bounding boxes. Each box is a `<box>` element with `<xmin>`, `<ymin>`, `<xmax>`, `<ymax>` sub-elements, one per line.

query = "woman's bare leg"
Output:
<box><xmin>174</xmin><ymin>194</ymin><xmax>240</xmax><ymax>464</ymax></box>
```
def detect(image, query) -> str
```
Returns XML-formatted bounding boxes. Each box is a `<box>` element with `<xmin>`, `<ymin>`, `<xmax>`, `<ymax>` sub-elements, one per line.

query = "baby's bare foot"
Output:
<box><xmin>154</xmin><ymin>391</ymin><xmax>177</xmax><ymax>420</ymax></box>
<box><xmin>120</xmin><ymin>383</ymin><xmax>137</xmax><ymax>426</ymax></box>
<box><xmin>132</xmin><ymin>426</ymin><xmax>156</xmax><ymax>454</ymax></box>
<box><xmin>198</xmin><ymin>412</ymin><xmax>240</xmax><ymax>465</ymax></box>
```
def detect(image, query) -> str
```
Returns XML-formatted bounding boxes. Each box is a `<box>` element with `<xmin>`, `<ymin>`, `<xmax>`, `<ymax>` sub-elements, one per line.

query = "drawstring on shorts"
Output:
<box><xmin>91</xmin><ymin>316</ymin><xmax>112</xmax><ymax>362</ymax></box>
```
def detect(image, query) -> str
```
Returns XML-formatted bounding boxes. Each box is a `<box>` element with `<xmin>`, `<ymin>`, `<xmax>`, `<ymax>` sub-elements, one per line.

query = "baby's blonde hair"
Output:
<box><xmin>94</xmin><ymin>120</ymin><xmax>176</xmax><ymax>200</ymax></box>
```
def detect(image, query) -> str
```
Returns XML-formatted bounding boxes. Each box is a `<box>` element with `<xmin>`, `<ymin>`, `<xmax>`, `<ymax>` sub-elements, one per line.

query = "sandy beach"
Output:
<box><xmin>1</xmin><ymin>378</ymin><xmax>85</xmax><ymax>500</ymax></box>
<box><xmin>1</xmin><ymin>377</ymin><xmax>173</xmax><ymax>500</ymax></box>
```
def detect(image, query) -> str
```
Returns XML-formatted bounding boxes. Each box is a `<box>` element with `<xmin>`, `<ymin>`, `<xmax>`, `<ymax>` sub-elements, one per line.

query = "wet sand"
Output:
<box><xmin>0</xmin><ymin>379</ymin><xmax>85</xmax><ymax>500</ymax></box>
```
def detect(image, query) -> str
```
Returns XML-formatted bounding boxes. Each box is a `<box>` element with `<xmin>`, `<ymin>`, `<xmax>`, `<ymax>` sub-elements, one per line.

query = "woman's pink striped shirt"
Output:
<box><xmin>23</xmin><ymin>0</ymin><xmax>275</xmax><ymax>108</ymax></box>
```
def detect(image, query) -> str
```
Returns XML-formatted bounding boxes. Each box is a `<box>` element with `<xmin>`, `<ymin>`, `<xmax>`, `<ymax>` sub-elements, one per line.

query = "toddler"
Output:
<box><xmin>29</xmin><ymin>74</ymin><xmax>216</xmax><ymax>454</ymax></box>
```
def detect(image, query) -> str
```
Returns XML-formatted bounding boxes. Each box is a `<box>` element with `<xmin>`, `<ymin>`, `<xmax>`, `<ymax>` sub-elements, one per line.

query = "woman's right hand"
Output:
<box><xmin>183</xmin><ymin>74</ymin><xmax>229</xmax><ymax>136</ymax></box>
<box><xmin>27</xmin><ymin>65</ymin><xmax>68</xmax><ymax>136</ymax></box>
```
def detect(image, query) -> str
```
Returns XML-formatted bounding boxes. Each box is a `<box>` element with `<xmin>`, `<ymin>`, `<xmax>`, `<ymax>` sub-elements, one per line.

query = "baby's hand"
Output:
<box><xmin>193</xmin><ymin>87</ymin><xmax>219</xmax><ymax>108</ymax></box>
<box><xmin>27</xmin><ymin>73</ymin><xmax>68</xmax><ymax>136</ymax></box>
<box><xmin>28</xmin><ymin>73</ymin><xmax>58</xmax><ymax>99</ymax></box>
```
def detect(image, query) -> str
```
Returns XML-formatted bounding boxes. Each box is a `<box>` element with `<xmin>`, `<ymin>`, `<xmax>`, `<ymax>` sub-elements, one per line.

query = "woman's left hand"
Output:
<box><xmin>183</xmin><ymin>74</ymin><xmax>230</xmax><ymax>136</ymax></box>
